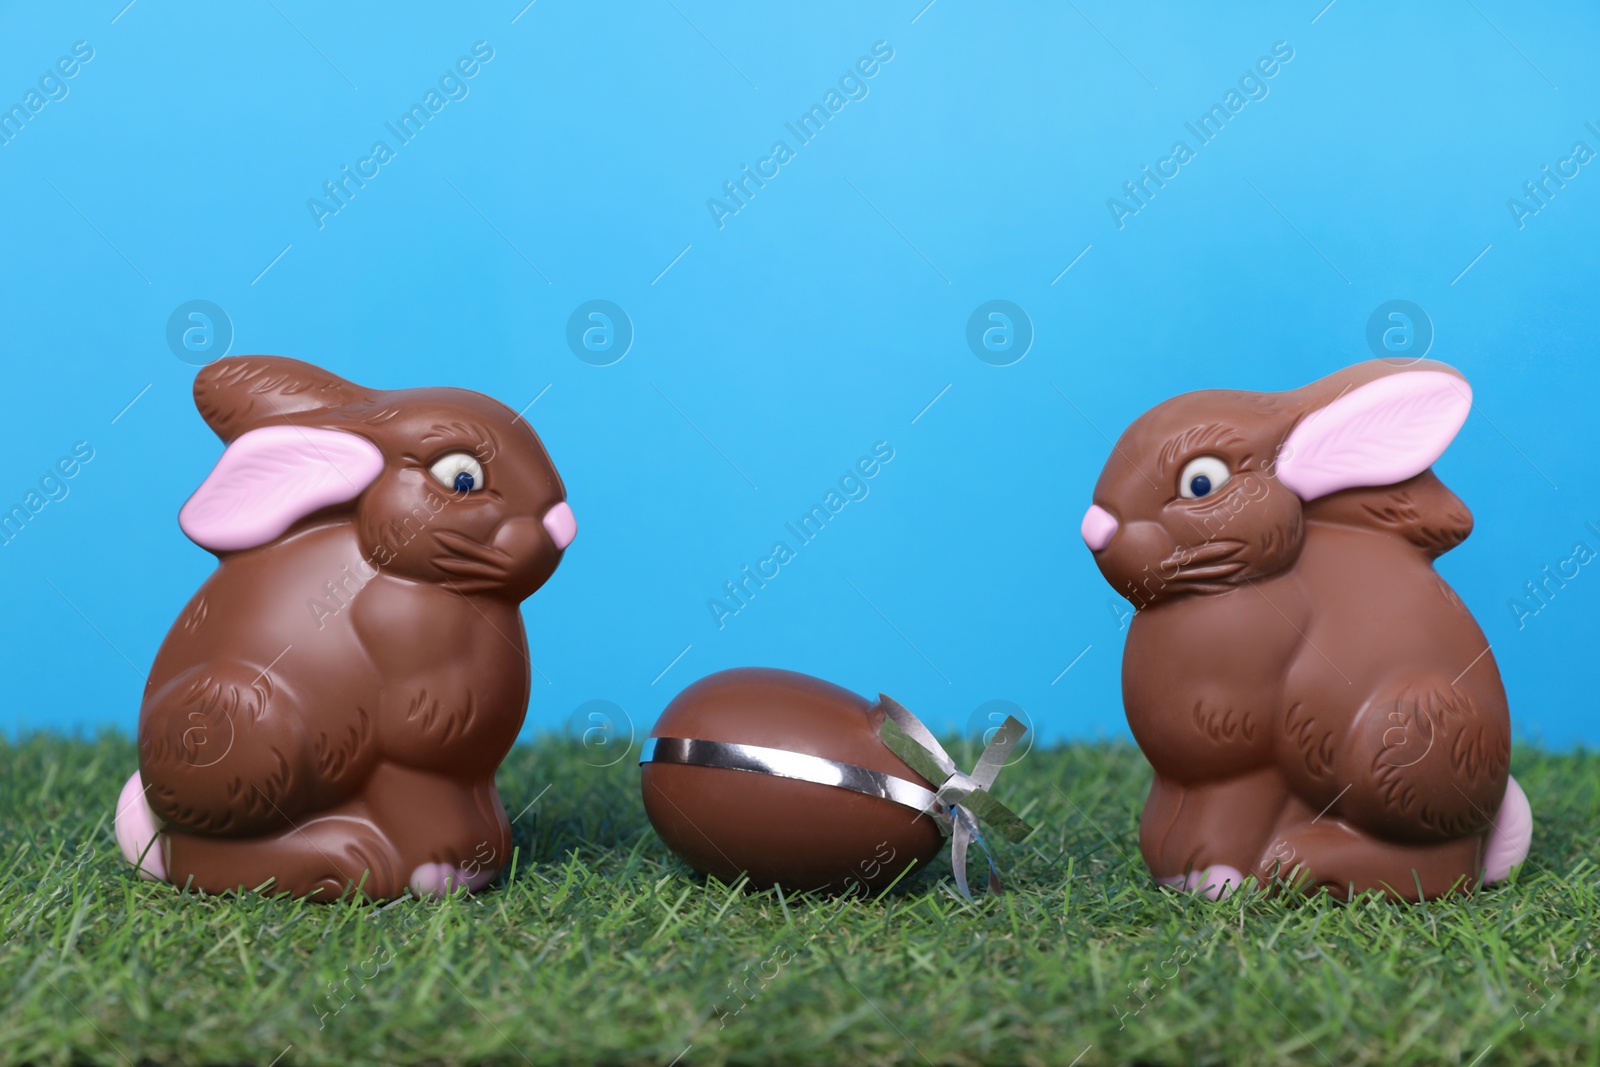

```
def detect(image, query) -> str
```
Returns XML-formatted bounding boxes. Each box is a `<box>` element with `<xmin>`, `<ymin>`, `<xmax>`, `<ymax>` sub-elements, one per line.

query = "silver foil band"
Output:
<box><xmin>641</xmin><ymin>736</ymin><xmax>939</xmax><ymax>816</ymax></box>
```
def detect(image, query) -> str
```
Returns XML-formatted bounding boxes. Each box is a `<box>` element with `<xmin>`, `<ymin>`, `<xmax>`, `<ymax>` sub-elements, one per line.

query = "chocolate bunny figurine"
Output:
<box><xmin>114</xmin><ymin>356</ymin><xmax>576</xmax><ymax>901</ymax></box>
<box><xmin>1080</xmin><ymin>360</ymin><xmax>1532</xmax><ymax>901</ymax></box>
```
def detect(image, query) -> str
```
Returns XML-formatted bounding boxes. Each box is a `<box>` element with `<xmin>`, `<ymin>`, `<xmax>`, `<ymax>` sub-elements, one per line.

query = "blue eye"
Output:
<box><xmin>429</xmin><ymin>452</ymin><xmax>486</xmax><ymax>493</ymax></box>
<box><xmin>1177</xmin><ymin>455</ymin><xmax>1230</xmax><ymax>500</ymax></box>
<box><xmin>1189</xmin><ymin>474</ymin><xmax>1212</xmax><ymax>497</ymax></box>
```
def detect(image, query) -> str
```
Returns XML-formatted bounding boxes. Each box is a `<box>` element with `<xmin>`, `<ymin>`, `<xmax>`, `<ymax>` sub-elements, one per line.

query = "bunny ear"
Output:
<box><xmin>1276</xmin><ymin>371</ymin><xmax>1472</xmax><ymax>502</ymax></box>
<box><xmin>179</xmin><ymin>426</ymin><xmax>384</xmax><ymax>552</ymax></box>
<box><xmin>194</xmin><ymin>357</ymin><xmax>371</xmax><ymax>442</ymax></box>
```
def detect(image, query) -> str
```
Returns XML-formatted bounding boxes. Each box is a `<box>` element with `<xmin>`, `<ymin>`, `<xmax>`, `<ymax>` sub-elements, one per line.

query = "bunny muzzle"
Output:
<box><xmin>429</xmin><ymin>503</ymin><xmax>576</xmax><ymax>598</ymax></box>
<box><xmin>1082</xmin><ymin>503</ymin><xmax>1250</xmax><ymax>607</ymax></box>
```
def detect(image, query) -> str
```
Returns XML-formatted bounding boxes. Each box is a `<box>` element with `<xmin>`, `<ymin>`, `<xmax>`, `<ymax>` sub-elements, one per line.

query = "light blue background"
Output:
<box><xmin>1</xmin><ymin>2</ymin><xmax>1595</xmax><ymax>748</ymax></box>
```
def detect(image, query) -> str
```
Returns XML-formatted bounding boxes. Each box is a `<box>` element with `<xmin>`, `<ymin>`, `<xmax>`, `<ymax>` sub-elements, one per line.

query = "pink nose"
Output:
<box><xmin>542</xmin><ymin>502</ymin><xmax>577</xmax><ymax>550</ymax></box>
<box><xmin>1081</xmin><ymin>504</ymin><xmax>1117</xmax><ymax>551</ymax></box>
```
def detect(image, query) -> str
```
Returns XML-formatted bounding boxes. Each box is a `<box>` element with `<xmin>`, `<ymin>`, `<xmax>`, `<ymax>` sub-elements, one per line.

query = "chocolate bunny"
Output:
<box><xmin>114</xmin><ymin>356</ymin><xmax>576</xmax><ymax>901</ymax></box>
<box><xmin>1080</xmin><ymin>360</ymin><xmax>1531</xmax><ymax>900</ymax></box>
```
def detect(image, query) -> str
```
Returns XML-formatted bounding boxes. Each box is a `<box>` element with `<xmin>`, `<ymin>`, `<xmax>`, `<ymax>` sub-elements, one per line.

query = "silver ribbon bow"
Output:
<box><xmin>877</xmin><ymin>696</ymin><xmax>1034</xmax><ymax>900</ymax></box>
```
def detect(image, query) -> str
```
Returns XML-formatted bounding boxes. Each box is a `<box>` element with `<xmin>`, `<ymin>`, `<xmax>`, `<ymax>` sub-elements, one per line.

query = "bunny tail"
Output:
<box><xmin>1483</xmin><ymin>775</ymin><xmax>1532</xmax><ymax>884</ymax></box>
<box><xmin>114</xmin><ymin>771</ymin><xmax>167</xmax><ymax>882</ymax></box>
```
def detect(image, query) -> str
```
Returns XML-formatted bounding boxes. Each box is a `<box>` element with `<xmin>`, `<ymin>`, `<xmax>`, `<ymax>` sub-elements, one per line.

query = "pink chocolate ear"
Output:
<box><xmin>1277</xmin><ymin>370</ymin><xmax>1471</xmax><ymax>501</ymax></box>
<box><xmin>179</xmin><ymin>425</ymin><xmax>384</xmax><ymax>551</ymax></box>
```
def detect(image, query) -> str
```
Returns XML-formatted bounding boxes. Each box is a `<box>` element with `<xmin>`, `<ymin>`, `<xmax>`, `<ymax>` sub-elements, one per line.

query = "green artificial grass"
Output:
<box><xmin>2</xmin><ymin>734</ymin><xmax>1597</xmax><ymax>1067</ymax></box>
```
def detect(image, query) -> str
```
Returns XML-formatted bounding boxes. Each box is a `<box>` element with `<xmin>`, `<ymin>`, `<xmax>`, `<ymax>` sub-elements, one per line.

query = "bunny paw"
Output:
<box><xmin>114</xmin><ymin>771</ymin><xmax>166</xmax><ymax>882</ymax></box>
<box><xmin>1157</xmin><ymin>864</ymin><xmax>1247</xmax><ymax>900</ymax></box>
<box><xmin>1483</xmin><ymin>775</ymin><xmax>1533</xmax><ymax>883</ymax></box>
<box><xmin>409</xmin><ymin>862</ymin><xmax>496</xmax><ymax>898</ymax></box>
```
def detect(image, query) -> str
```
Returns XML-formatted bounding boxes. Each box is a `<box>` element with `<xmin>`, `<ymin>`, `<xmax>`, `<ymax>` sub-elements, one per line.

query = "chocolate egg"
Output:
<box><xmin>641</xmin><ymin>668</ymin><xmax>945</xmax><ymax>894</ymax></box>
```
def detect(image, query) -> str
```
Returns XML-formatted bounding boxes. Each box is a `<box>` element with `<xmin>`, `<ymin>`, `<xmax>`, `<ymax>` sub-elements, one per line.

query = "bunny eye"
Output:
<box><xmin>1178</xmin><ymin>456</ymin><xmax>1230</xmax><ymax>500</ymax></box>
<box><xmin>429</xmin><ymin>452</ymin><xmax>485</xmax><ymax>494</ymax></box>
